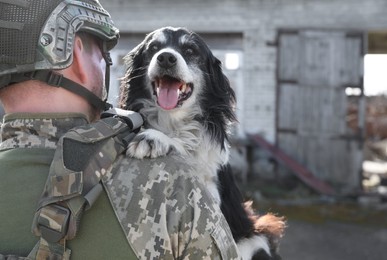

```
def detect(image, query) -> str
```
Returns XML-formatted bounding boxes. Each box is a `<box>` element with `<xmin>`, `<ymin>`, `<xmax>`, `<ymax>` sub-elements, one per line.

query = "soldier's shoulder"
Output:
<box><xmin>111</xmin><ymin>154</ymin><xmax>197</xmax><ymax>183</ymax></box>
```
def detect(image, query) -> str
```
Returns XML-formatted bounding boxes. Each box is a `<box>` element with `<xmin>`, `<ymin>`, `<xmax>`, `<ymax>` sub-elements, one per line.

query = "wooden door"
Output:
<box><xmin>277</xmin><ymin>30</ymin><xmax>365</xmax><ymax>193</ymax></box>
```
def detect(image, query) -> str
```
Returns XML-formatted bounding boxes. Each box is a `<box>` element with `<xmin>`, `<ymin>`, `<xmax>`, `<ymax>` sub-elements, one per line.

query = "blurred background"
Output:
<box><xmin>2</xmin><ymin>0</ymin><xmax>387</xmax><ymax>259</ymax></box>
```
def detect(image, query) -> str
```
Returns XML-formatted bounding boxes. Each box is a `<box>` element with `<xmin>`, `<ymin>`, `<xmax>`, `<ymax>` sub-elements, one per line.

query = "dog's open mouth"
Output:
<box><xmin>152</xmin><ymin>75</ymin><xmax>193</xmax><ymax>110</ymax></box>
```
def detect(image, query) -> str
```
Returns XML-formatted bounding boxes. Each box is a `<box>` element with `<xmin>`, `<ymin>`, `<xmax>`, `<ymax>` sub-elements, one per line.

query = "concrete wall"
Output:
<box><xmin>102</xmin><ymin>0</ymin><xmax>387</xmax><ymax>143</ymax></box>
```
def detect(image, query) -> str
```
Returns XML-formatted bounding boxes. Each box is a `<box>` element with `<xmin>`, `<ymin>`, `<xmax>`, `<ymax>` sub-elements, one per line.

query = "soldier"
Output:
<box><xmin>0</xmin><ymin>0</ymin><xmax>241</xmax><ymax>259</ymax></box>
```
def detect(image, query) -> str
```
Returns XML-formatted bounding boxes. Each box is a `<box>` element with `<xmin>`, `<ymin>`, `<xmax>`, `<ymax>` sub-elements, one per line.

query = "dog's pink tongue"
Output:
<box><xmin>158</xmin><ymin>79</ymin><xmax>181</xmax><ymax>110</ymax></box>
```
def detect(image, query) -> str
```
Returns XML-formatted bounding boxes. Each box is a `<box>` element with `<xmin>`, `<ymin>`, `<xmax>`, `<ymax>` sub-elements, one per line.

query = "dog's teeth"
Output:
<box><xmin>181</xmin><ymin>84</ymin><xmax>186</xmax><ymax>93</ymax></box>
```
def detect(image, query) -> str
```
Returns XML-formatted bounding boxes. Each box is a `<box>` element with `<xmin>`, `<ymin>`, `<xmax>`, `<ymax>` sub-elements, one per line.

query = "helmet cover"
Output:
<box><xmin>0</xmin><ymin>0</ymin><xmax>119</xmax><ymax>86</ymax></box>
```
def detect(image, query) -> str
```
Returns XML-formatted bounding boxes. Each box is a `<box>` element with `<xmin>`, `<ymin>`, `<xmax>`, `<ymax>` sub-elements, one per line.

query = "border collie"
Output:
<box><xmin>119</xmin><ymin>27</ymin><xmax>285</xmax><ymax>259</ymax></box>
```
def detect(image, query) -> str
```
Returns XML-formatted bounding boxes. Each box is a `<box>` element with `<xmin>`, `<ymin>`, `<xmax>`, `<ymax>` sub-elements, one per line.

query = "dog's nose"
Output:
<box><xmin>157</xmin><ymin>52</ymin><xmax>177</xmax><ymax>68</ymax></box>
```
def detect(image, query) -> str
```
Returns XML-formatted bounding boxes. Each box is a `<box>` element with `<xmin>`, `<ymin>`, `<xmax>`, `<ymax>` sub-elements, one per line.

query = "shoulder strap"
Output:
<box><xmin>28</xmin><ymin>109</ymin><xmax>142</xmax><ymax>260</ymax></box>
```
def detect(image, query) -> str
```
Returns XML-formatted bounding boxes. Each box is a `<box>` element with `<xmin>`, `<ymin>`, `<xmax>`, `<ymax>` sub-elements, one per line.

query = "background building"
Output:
<box><xmin>103</xmin><ymin>0</ymin><xmax>387</xmax><ymax>193</ymax></box>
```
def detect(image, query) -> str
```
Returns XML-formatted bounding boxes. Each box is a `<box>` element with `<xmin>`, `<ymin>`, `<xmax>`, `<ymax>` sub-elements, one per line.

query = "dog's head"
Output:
<box><xmin>120</xmin><ymin>27</ymin><xmax>236</xmax><ymax>145</ymax></box>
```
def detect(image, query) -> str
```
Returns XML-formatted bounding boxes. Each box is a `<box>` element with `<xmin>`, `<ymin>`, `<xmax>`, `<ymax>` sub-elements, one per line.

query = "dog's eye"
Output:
<box><xmin>184</xmin><ymin>47</ymin><xmax>195</xmax><ymax>56</ymax></box>
<box><xmin>149</xmin><ymin>43</ymin><xmax>160</xmax><ymax>52</ymax></box>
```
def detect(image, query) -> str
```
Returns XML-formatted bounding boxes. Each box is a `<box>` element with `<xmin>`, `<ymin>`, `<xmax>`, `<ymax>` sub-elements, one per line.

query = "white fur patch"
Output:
<box><xmin>149</xmin><ymin>30</ymin><xmax>167</xmax><ymax>45</ymax></box>
<box><xmin>237</xmin><ymin>235</ymin><xmax>271</xmax><ymax>260</ymax></box>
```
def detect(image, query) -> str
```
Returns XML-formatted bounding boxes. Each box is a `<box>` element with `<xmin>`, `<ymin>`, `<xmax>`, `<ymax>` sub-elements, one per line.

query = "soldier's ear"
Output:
<box><xmin>60</xmin><ymin>36</ymin><xmax>88</xmax><ymax>85</ymax></box>
<box><xmin>70</xmin><ymin>36</ymin><xmax>88</xmax><ymax>84</ymax></box>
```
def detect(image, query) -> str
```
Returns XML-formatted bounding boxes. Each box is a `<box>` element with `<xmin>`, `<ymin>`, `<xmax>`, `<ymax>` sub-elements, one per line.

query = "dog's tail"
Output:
<box><xmin>244</xmin><ymin>202</ymin><xmax>286</xmax><ymax>259</ymax></box>
<box><xmin>218</xmin><ymin>165</ymin><xmax>286</xmax><ymax>259</ymax></box>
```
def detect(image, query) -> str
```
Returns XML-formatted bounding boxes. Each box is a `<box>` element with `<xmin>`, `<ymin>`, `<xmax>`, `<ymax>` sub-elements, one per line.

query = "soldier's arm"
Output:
<box><xmin>162</xmin><ymin>157</ymin><xmax>241</xmax><ymax>260</ymax></box>
<box><xmin>105</xmin><ymin>155</ymin><xmax>241</xmax><ymax>259</ymax></box>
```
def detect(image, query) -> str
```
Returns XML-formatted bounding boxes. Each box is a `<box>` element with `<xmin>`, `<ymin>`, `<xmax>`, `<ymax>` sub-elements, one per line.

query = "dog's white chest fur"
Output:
<box><xmin>193</xmin><ymin>134</ymin><xmax>229</xmax><ymax>203</ymax></box>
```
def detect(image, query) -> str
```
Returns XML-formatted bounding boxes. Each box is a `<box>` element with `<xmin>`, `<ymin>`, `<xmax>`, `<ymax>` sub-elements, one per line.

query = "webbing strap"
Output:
<box><xmin>10</xmin><ymin>70</ymin><xmax>112</xmax><ymax>111</ymax></box>
<box><xmin>34</xmin><ymin>238</ymin><xmax>70</xmax><ymax>260</ymax></box>
<box><xmin>0</xmin><ymin>238</ymin><xmax>70</xmax><ymax>260</ymax></box>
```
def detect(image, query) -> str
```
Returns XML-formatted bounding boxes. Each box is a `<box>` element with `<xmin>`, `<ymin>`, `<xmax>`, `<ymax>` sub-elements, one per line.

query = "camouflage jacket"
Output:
<box><xmin>0</xmin><ymin>113</ymin><xmax>241</xmax><ymax>260</ymax></box>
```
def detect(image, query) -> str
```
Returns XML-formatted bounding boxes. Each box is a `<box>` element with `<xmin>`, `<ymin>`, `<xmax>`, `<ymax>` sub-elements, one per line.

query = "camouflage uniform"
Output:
<box><xmin>0</xmin><ymin>113</ymin><xmax>241</xmax><ymax>259</ymax></box>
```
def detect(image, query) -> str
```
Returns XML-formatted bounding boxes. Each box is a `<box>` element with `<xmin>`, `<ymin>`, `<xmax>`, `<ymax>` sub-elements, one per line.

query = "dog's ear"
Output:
<box><xmin>202</xmin><ymin>52</ymin><xmax>237</xmax><ymax>146</ymax></box>
<box><xmin>123</xmin><ymin>42</ymin><xmax>146</xmax><ymax>77</ymax></box>
<box><xmin>119</xmin><ymin>41</ymin><xmax>151</xmax><ymax>111</ymax></box>
<box><xmin>208</xmin><ymin>55</ymin><xmax>236</xmax><ymax>112</ymax></box>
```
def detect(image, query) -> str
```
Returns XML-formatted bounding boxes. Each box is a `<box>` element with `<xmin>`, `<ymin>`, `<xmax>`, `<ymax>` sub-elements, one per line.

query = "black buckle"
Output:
<box><xmin>104</xmin><ymin>52</ymin><xmax>113</xmax><ymax>66</ymax></box>
<box><xmin>104</xmin><ymin>101</ymin><xmax>113</xmax><ymax>111</ymax></box>
<box><xmin>101</xmin><ymin>41</ymin><xmax>113</xmax><ymax>66</ymax></box>
<box><xmin>46</xmin><ymin>71</ymin><xmax>63</xmax><ymax>87</ymax></box>
<box><xmin>38</xmin><ymin>204</ymin><xmax>70</xmax><ymax>243</ymax></box>
<box><xmin>24</xmin><ymin>70</ymin><xmax>63</xmax><ymax>87</ymax></box>
<box><xmin>23</xmin><ymin>71</ymin><xmax>38</xmax><ymax>80</ymax></box>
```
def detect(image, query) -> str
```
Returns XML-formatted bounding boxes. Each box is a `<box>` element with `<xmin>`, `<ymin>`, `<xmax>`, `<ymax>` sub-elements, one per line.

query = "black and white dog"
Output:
<box><xmin>119</xmin><ymin>27</ymin><xmax>285</xmax><ymax>259</ymax></box>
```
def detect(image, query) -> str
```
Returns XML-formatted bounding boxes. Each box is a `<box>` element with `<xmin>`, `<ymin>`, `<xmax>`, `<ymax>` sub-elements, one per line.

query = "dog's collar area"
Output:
<box><xmin>152</xmin><ymin>75</ymin><xmax>193</xmax><ymax>110</ymax></box>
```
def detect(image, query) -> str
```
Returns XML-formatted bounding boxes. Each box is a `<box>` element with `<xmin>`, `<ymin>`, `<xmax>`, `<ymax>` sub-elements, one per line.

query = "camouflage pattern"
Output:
<box><xmin>105</xmin><ymin>155</ymin><xmax>242</xmax><ymax>259</ymax></box>
<box><xmin>33</xmin><ymin>238</ymin><xmax>70</xmax><ymax>260</ymax></box>
<box><xmin>0</xmin><ymin>113</ymin><xmax>86</xmax><ymax>260</ymax></box>
<box><xmin>32</xmin><ymin>116</ymin><xmax>132</xmax><ymax>243</ymax></box>
<box><xmin>38</xmin><ymin>205</ymin><xmax>70</xmax><ymax>235</ymax></box>
<box><xmin>0</xmin><ymin>238</ymin><xmax>71</xmax><ymax>260</ymax></box>
<box><xmin>0</xmin><ymin>113</ymin><xmax>88</xmax><ymax>150</ymax></box>
<box><xmin>1</xmin><ymin>113</ymin><xmax>241</xmax><ymax>259</ymax></box>
<box><xmin>36</xmin><ymin>116</ymin><xmax>129</xmax><ymax>203</ymax></box>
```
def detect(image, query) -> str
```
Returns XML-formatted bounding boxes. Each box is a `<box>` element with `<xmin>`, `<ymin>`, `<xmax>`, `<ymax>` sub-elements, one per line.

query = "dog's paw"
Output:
<box><xmin>126</xmin><ymin>129</ymin><xmax>176</xmax><ymax>159</ymax></box>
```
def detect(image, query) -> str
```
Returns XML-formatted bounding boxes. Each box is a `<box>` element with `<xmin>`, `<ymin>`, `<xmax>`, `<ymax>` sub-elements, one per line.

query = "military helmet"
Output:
<box><xmin>0</xmin><ymin>0</ymin><xmax>119</xmax><ymax>110</ymax></box>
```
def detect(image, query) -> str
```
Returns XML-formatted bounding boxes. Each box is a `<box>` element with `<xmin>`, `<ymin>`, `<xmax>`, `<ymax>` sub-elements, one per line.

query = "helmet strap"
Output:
<box><xmin>101</xmin><ymin>41</ymin><xmax>113</xmax><ymax>100</ymax></box>
<box><xmin>10</xmin><ymin>70</ymin><xmax>112</xmax><ymax>111</ymax></box>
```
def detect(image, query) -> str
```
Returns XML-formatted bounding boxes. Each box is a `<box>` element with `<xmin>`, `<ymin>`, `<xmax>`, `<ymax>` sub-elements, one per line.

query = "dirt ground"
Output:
<box><xmin>240</xmin><ymin>176</ymin><xmax>387</xmax><ymax>260</ymax></box>
<box><xmin>280</xmin><ymin>219</ymin><xmax>387</xmax><ymax>260</ymax></box>
<box><xmin>256</xmin><ymin>199</ymin><xmax>387</xmax><ymax>260</ymax></box>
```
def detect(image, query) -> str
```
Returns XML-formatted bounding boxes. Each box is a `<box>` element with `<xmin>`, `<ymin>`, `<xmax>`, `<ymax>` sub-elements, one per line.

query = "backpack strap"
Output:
<box><xmin>28</xmin><ymin>109</ymin><xmax>142</xmax><ymax>260</ymax></box>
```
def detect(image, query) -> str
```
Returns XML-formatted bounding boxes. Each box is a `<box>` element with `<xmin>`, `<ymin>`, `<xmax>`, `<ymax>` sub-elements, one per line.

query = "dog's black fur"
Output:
<box><xmin>120</xmin><ymin>27</ymin><xmax>284</xmax><ymax>259</ymax></box>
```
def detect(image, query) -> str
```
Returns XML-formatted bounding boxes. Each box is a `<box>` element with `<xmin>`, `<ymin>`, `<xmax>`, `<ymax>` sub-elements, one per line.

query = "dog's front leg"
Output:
<box><xmin>127</xmin><ymin>129</ymin><xmax>186</xmax><ymax>159</ymax></box>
